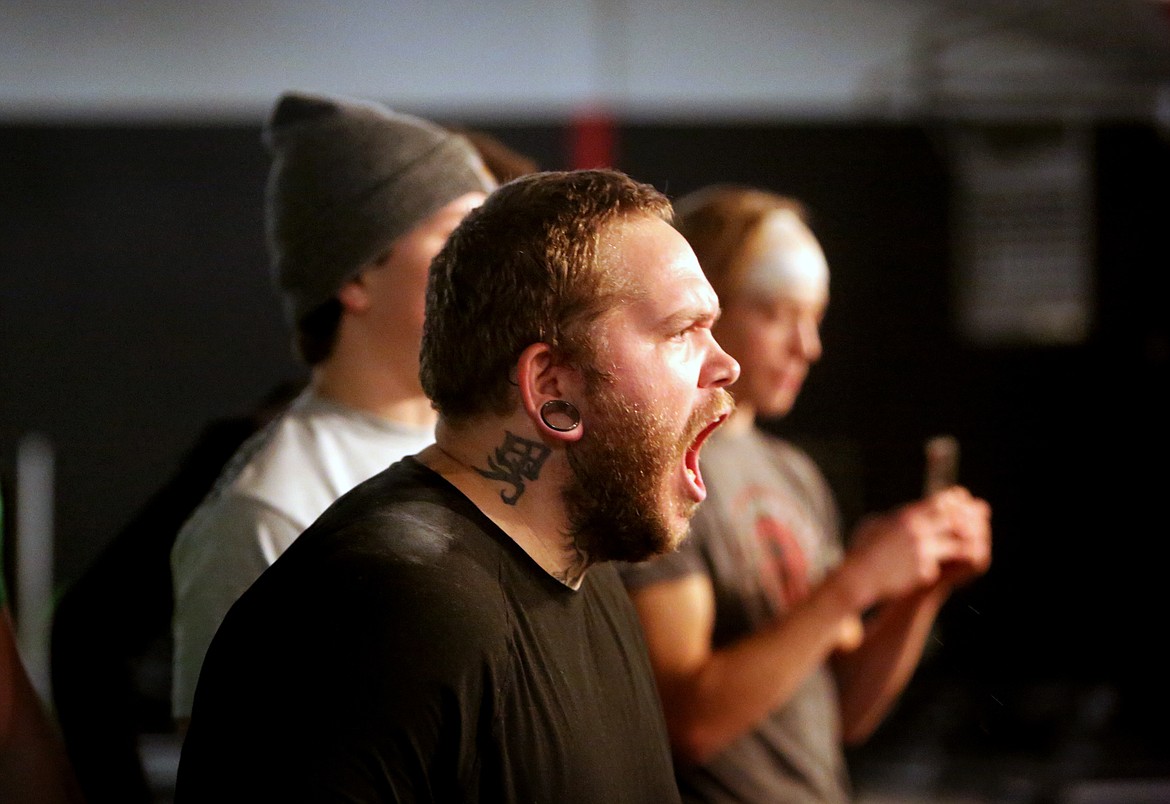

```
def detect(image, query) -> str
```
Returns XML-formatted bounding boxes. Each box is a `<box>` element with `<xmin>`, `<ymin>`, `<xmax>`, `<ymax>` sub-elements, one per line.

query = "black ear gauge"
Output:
<box><xmin>540</xmin><ymin>399</ymin><xmax>581</xmax><ymax>432</ymax></box>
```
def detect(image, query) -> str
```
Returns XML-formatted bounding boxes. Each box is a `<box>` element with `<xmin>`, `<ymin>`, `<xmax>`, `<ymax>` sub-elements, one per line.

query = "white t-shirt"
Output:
<box><xmin>170</xmin><ymin>388</ymin><xmax>435</xmax><ymax>719</ymax></box>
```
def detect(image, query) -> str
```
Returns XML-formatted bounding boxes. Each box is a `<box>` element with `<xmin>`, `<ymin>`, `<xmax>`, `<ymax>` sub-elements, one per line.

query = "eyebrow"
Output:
<box><xmin>661</xmin><ymin>304</ymin><xmax>721</xmax><ymax>332</ymax></box>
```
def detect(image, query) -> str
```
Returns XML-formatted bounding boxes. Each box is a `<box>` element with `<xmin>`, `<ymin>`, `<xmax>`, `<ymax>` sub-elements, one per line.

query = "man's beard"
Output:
<box><xmin>561</xmin><ymin>384</ymin><xmax>732</xmax><ymax>564</ymax></box>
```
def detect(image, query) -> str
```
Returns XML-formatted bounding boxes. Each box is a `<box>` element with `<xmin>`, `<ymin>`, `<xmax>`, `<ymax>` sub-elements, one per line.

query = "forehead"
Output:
<box><xmin>600</xmin><ymin>214</ymin><xmax>718</xmax><ymax>320</ymax></box>
<box><xmin>737</xmin><ymin>209</ymin><xmax>829</xmax><ymax>306</ymax></box>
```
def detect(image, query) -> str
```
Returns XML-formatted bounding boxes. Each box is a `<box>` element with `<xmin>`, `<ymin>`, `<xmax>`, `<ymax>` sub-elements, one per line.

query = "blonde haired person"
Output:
<box><xmin>620</xmin><ymin>185</ymin><xmax>992</xmax><ymax>803</ymax></box>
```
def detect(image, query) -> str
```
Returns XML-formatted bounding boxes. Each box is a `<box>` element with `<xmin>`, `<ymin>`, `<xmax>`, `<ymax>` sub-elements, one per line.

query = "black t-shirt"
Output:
<box><xmin>175</xmin><ymin>457</ymin><xmax>680</xmax><ymax>803</ymax></box>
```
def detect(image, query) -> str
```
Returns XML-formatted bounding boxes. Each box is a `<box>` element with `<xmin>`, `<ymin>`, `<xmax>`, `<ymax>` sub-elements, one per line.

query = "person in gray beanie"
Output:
<box><xmin>265</xmin><ymin>90</ymin><xmax>496</xmax><ymax>331</ymax></box>
<box><xmin>169</xmin><ymin>90</ymin><xmax>497</xmax><ymax>732</ymax></box>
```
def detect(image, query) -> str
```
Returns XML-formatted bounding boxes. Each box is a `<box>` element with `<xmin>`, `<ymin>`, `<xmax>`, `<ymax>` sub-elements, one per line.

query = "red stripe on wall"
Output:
<box><xmin>568</xmin><ymin>108</ymin><xmax>617</xmax><ymax>169</ymax></box>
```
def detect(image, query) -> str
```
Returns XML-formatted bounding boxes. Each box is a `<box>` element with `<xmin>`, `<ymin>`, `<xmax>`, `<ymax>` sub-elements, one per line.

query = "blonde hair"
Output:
<box><xmin>672</xmin><ymin>184</ymin><xmax>811</xmax><ymax>303</ymax></box>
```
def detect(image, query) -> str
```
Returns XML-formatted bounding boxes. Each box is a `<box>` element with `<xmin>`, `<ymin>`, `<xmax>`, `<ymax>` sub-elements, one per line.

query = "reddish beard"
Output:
<box><xmin>562</xmin><ymin>385</ymin><xmax>733</xmax><ymax>564</ymax></box>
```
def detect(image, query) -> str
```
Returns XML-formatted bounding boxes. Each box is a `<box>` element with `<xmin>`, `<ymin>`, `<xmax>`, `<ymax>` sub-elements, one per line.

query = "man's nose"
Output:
<box><xmin>704</xmin><ymin>336</ymin><xmax>741</xmax><ymax>389</ymax></box>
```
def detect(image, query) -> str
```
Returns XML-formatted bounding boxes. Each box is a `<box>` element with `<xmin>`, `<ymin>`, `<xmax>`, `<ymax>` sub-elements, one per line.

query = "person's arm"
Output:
<box><xmin>832</xmin><ymin>486</ymin><xmax>992</xmax><ymax>744</ymax></box>
<box><xmin>170</xmin><ymin>494</ymin><xmax>302</xmax><ymax>732</ymax></box>
<box><xmin>629</xmin><ymin>486</ymin><xmax>989</xmax><ymax>765</ymax></box>
<box><xmin>832</xmin><ymin>581</ymin><xmax>948</xmax><ymax>744</ymax></box>
<box><xmin>628</xmin><ymin>569</ymin><xmax>864</xmax><ymax>765</ymax></box>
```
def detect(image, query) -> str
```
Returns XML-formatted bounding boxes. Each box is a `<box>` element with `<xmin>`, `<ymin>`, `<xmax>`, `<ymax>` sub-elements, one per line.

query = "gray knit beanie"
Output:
<box><xmin>263</xmin><ymin>90</ymin><xmax>496</xmax><ymax>323</ymax></box>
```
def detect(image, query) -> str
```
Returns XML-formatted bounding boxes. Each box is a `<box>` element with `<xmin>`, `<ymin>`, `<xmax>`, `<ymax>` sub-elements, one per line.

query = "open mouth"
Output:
<box><xmin>683</xmin><ymin>411</ymin><xmax>730</xmax><ymax>502</ymax></box>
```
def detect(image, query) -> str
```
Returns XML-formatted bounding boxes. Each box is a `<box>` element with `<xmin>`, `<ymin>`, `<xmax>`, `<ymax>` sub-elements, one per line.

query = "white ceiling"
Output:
<box><xmin>1</xmin><ymin>0</ymin><xmax>1167</xmax><ymax>123</ymax></box>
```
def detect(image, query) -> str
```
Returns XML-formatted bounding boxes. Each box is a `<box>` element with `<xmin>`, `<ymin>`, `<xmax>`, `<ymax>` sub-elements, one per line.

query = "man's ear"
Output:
<box><xmin>338</xmin><ymin>250</ymin><xmax>392</xmax><ymax>314</ymax></box>
<box><xmin>336</xmin><ymin>274</ymin><xmax>371</xmax><ymax>314</ymax></box>
<box><xmin>515</xmin><ymin>342</ymin><xmax>585</xmax><ymax>443</ymax></box>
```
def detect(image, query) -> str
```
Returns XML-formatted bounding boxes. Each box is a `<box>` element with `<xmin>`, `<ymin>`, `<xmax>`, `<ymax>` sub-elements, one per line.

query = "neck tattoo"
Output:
<box><xmin>474</xmin><ymin>431</ymin><xmax>550</xmax><ymax>505</ymax></box>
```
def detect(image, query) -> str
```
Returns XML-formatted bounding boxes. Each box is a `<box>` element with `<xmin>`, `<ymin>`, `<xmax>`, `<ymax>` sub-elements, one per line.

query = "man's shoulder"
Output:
<box><xmin>236</xmin><ymin>401</ymin><xmax>369</xmax><ymax>509</ymax></box>
<box><xmin>729</xmin><ymin>429</ymin><xmax>828</xmax><ymax>488</ymax></box>
<box><xmin>735</xmin><ymin>427</ymin><xmax>810</xmax><ymax>462</ymax></box>
<box><xmin>191</xmin><ymin>397</ymin><xmax>417</xmax><ymax>531</ymax></box>
<box><xmin>284</xmin><ymin>460</ymin><xmax>491</xmax><ymax>570</ymax></box>
<box><xmin>244</xmin><ymin>467</ymin><xmax>522</xmax><ymax>649</ymax></box>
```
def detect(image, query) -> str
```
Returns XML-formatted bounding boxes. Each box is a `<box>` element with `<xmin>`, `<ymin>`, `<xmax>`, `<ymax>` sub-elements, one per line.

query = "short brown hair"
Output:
<box><xmin>672</xmin><ymin>185</ymin><xmax>809</xmax><ymax>303</ymax></box>
<box><xmin>421</xmin><ymin>169</ymin><xmax>672</xmax><ymax>422</ymax></box>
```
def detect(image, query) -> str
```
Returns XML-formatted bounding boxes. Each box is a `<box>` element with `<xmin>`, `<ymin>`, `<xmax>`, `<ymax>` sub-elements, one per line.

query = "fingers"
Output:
<box><xmin>857</xmin><ymin>489</ymin><xmax>991</xmax><ymax>598</ymax></box>
<box><xmin>923</xmin><ymin>487</ymin><xmax>990</xmax><ymax>541</ymax></box>
<box><xmin>928</xmin><ymin>486</ymin><xmax>992</xmax><ymax>581</ymax></box>
<box><xmin>846</xmin><ymin>507</ymin><xmax>945</xmax><ymax>601</ymax></box>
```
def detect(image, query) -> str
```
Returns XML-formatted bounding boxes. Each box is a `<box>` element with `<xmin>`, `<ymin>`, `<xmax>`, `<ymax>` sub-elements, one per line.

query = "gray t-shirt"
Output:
<box><xmin>620</xmin><ymin>426</ymin><xmax>851</xmax><ymax>803</ymax></box>
<box><xmin>170</xmin><ymin>388</ymin><xmax>435</xmax><ymax>719</ymax></box>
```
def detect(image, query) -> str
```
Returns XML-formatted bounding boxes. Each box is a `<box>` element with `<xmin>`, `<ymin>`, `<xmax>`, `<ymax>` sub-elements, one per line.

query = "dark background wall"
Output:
<box><xmin>2</xmin><ymin>119</ymin><xmax>1167</xmax><ymax>781</ymax></box>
